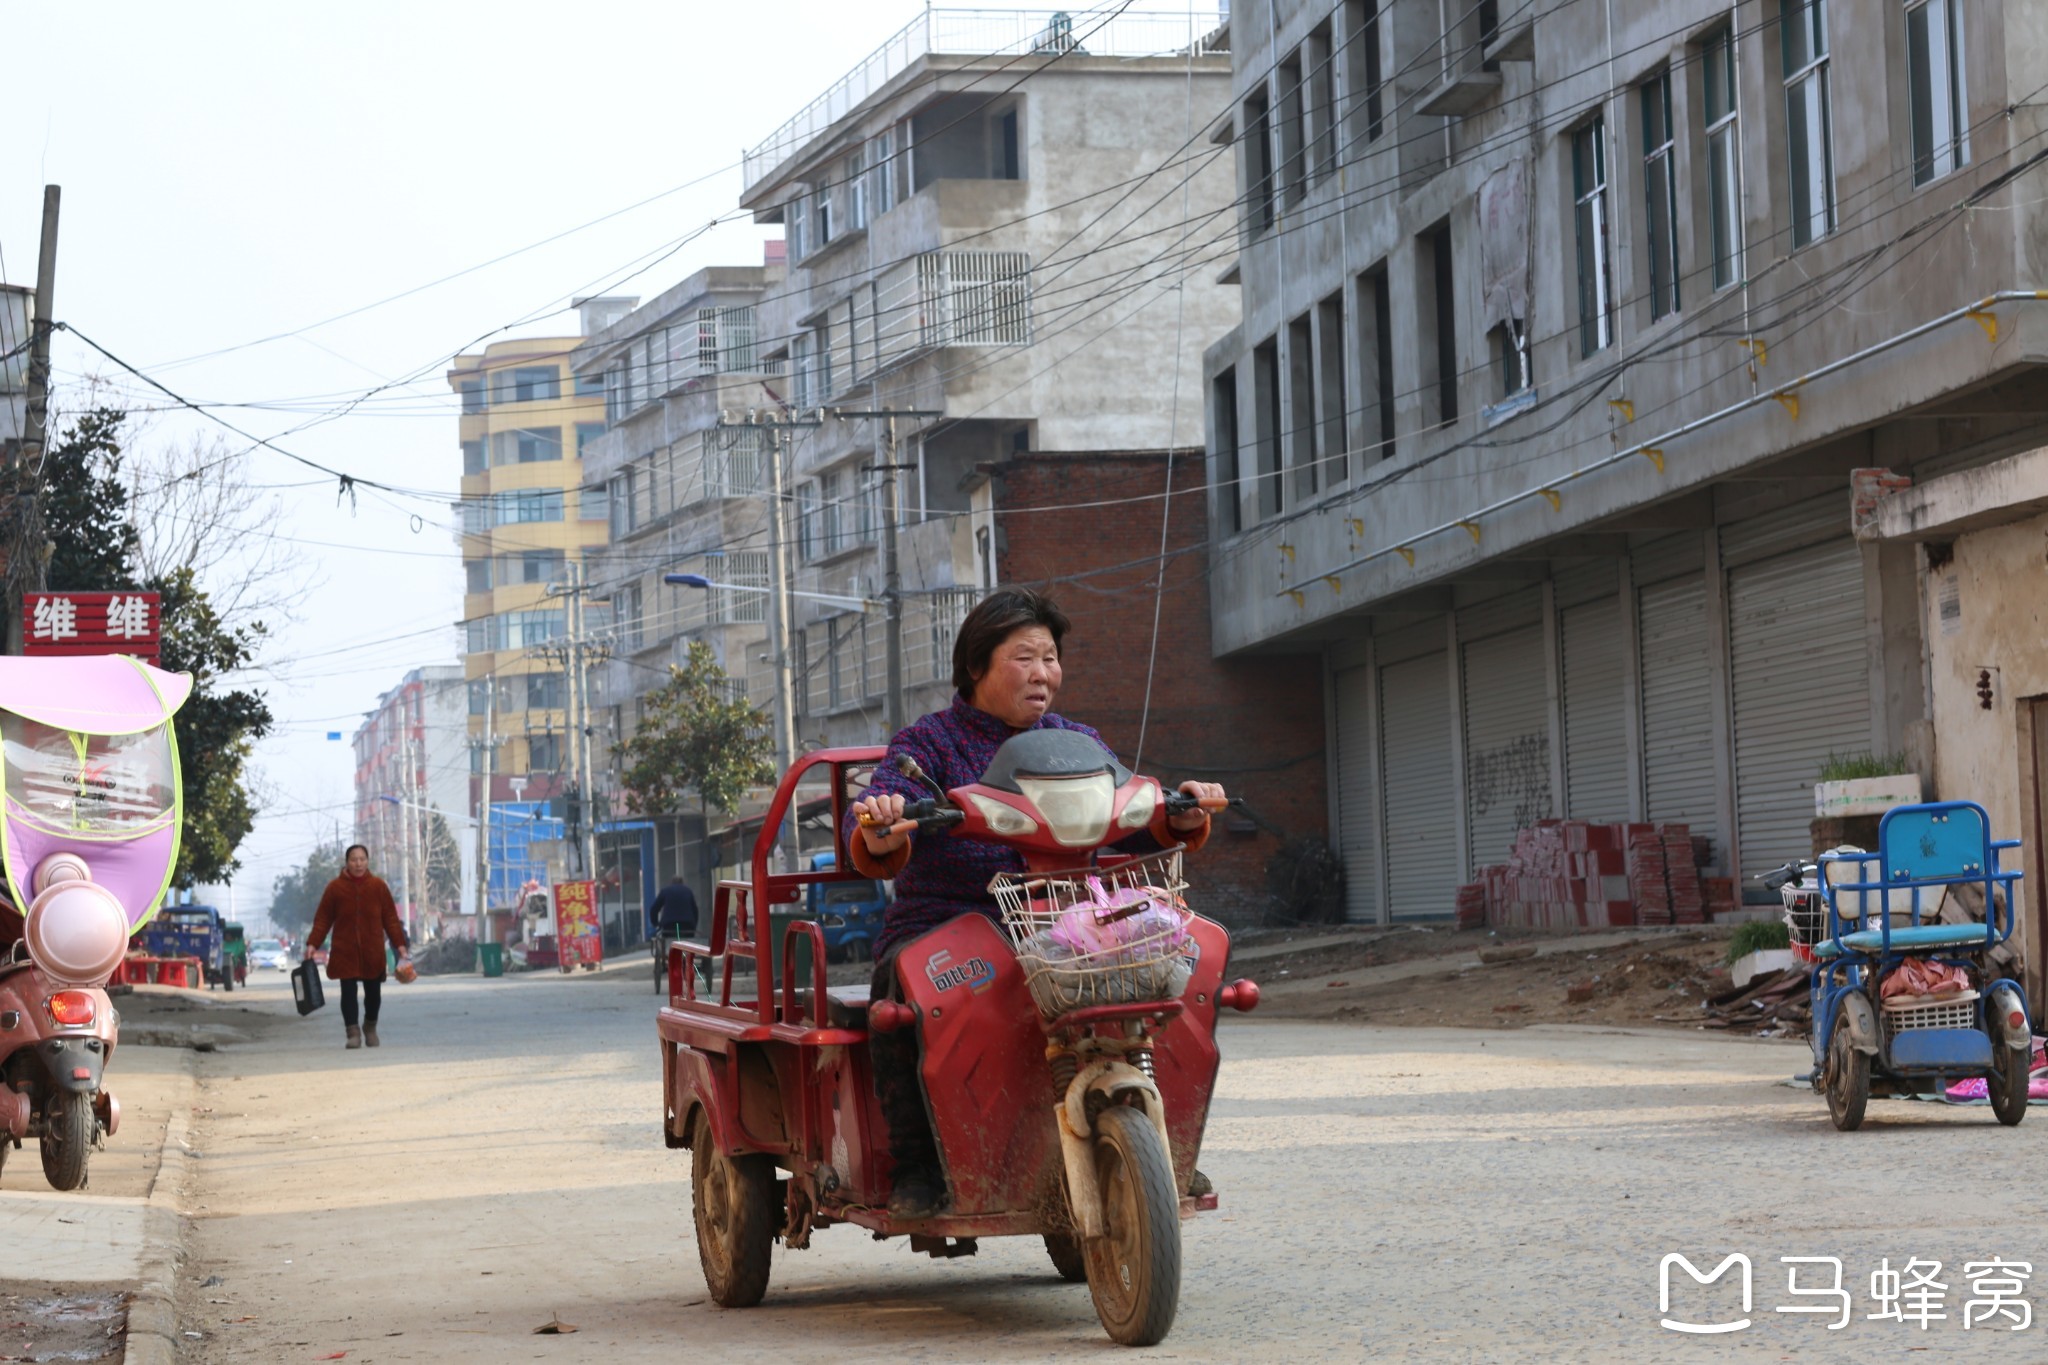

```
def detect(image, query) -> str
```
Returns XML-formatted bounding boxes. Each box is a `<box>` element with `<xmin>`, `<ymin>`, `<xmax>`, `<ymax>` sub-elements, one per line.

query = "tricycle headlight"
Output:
<box><xmin>1015</xmin><ymin>774</ymin><xmax>1115</xmax><ymax>848</ymax></box>
<box><xmin>969</xmin><ymin>794</ymin><xmax>1040</xmax><ymax>838</ymax></box>
<box><xmin>1116</xmin><ymin>782</ymin><xmax>1156</xmax><ymax>830</ymax></box>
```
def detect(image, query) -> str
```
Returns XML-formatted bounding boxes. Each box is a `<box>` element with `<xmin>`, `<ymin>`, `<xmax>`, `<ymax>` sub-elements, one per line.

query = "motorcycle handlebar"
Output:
<box><xmin>1757</xmin><ymin>861</ymin><xmax>1804</xmax><ymax>891</ymax></box>
<box><xmin>1165</xmin><ymin>793</ymin><xmax>1239</xmax><ymax>815</ymax></box>
<box><xmin>857</xmin><ymin>799</ymin><xmax>966</xmax><ymax>837</ymax></box>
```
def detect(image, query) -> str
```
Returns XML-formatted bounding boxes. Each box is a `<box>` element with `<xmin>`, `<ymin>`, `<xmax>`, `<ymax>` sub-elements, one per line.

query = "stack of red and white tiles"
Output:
<box><xmin>1458</xmin><ymin>819</ymin><xmax>1710</xmax><ymax>929</ymax></box>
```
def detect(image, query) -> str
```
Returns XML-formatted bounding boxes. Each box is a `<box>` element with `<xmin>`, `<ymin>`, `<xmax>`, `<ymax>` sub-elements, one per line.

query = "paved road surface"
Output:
<box><xmin>169</xmin><ymin>967</ymin><xmax>2048</xmax><ymax>1361</ymax></box>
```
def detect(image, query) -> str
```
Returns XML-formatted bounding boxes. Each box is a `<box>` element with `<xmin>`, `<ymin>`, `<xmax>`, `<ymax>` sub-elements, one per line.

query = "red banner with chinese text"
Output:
<box><xmin>554</xmin><ymin>880</ymin><xmax>602</xmax><ymax>970</ymax></box>
<box><xmin>23</xmin><ymin>592</ymin><xmax>161</xmax><ymax>663</ymax></box>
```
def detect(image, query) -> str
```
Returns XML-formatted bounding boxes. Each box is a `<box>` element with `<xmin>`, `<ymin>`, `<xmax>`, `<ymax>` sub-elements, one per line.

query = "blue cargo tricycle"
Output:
<box><xmin>1794</xmin><ymin>801</ymin><xmax>2033</xmax><ymax>1131</ymax></box>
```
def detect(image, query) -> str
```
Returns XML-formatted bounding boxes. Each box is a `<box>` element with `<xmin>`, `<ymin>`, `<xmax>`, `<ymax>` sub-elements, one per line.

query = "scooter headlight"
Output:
<box><xmin>1015</xmin><ymin>774</ymin><xmax>1115</xmax><ymax>848</ymax></box>
<box><xmin>1116</xmin><ymin>782</ymin><xmax>1157</xmax><ymax>830</ymax></box>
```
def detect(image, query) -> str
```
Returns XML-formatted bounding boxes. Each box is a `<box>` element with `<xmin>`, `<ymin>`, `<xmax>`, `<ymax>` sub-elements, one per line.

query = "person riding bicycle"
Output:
<box><xmin>846</xmin><ymin>588</ymin><xmax>1223</xmax><ymax>1218</ymax></box>
<box><xmin>648</xmin><ymin>876</ymin><xmax>699</xmax><ymax>942</ymax></box>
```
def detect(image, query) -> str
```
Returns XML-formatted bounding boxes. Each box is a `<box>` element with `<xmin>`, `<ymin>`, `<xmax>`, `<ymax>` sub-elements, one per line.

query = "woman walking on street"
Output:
<box><xmin>307</xmin><ymin>845</ymin><xmax>411</xmax><ymax>1050</ymax></box>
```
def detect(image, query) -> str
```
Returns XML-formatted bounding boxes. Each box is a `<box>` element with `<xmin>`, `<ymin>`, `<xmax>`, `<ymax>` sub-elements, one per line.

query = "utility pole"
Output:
<box><xmin>7</xmin><ymin>186</ymin><xmax>59</xmax><ymax>656</ymax></box>
<box><xmin>761</xmin><ymin>424</ymin><xmax>799</xmax><ymax>772</ymax></box>
<box><xmin>567</xmin><ymin>560</ymin><xmax>599</xmax><ymax>883</ymax></box>
<box><xmin>472</xmin><ymin>687</ymin><xmax>495</xmax><ymax>941</ymax></box>
<box><xmin>396</xmin><ymin>726</ymin><xmax>413</xmax><ymax>937</ymax></box>
<box><xmin>880</xmin><ymin>411</ymin><xmax>905</xmax><ymax>740</ymax></box>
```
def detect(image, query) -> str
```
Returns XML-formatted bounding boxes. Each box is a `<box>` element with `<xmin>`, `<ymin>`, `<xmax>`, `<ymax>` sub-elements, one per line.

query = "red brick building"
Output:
<box><xmin>988</xmin><ymin>450</ymin><xmax>1329</xmax><ymax>926</ymax></box>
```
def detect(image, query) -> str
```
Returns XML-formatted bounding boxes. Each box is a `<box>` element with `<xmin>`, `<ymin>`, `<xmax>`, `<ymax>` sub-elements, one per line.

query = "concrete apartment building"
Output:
<box><xmin>448</xmin><ymin>325</ymin><xmax>615</xmax><ymax>806</ymax></box>
<box><xmin>739</xmin><ymin>6</ymin><xmax>1242</xmax><ymax>752</ymax></box>
<box><xmin>1204</xmin><ymin>0</ymin><xmax>2048</xmax><ymax>972</ymax></box>
<box><xmin>568</xmin><ymin>259</ymin><xmax>785</xmax><ymax>922</ymax></box>
<box><xmin>350</xmin><ymin>665</ymin><xmax>470</xmax><ymax>935</ymax></box>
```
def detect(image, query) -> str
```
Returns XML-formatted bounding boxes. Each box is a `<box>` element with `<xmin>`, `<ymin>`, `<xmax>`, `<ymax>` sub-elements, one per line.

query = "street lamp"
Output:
<box><xmin>662</xmin><ymin>573</ymin><xmax>876</xmax><ymax>609</ymax></box>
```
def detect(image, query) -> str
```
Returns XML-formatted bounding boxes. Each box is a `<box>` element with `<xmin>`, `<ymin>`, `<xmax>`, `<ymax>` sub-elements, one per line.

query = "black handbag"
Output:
<box><xmin>291</xmin><ymin>958</ymin><xmax>326</xmax><ymax>1016</ymax></box>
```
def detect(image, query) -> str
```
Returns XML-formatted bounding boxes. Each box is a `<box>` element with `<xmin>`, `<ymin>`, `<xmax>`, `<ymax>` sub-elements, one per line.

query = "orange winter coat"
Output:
<box><xmin>308</xmin><ymin>873</ymin><xmax>408</xmax><ymax>980</ymax></box>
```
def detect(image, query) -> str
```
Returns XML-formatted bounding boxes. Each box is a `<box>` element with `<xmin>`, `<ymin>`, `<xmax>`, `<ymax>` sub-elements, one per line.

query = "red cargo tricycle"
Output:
<box><xmin>657</xmin><ymin>732</ymin><xmax>1258</xmax><ymax>1346</ymax></box>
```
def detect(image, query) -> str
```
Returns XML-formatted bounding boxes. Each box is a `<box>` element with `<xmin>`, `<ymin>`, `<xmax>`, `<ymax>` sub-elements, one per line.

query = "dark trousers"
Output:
<box><xmin>339</xmin><ymin>978</ymin><xmax>382</xmax><ymax>1028</ymax></box>
<box><xmin>868</xmin><ymin>947</ymin><xmax>938</xmax><ymax>1172</ymax></box>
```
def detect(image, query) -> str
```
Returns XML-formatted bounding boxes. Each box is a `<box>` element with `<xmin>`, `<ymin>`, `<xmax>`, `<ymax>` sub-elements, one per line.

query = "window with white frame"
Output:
<box><xmin>846</xmin><ymin>149</ymin><xmax>867</xmax><ymax>231</ymax></box>
<box><xmin>795</xmin><ymin>481</ymin><xmax>818</xmax><ymax>561</ymax></box>
<box><xmin>790</xmin><ymin>333</ymin><xmax>814</xmax><ymax>407</ymax></box>
<box><xmin>1572</xmin><ymin>116</ymin><xmax>1614</xmax><ymax>356</ymax></box>
<box><xmin>1782</xmin><ymin>0</ymin><xmax>1836</xmax><ymax>247</ymax></box>
<box><xmin>787</xmin><ymin>194</ymin><xmax>808</xmax><ymax>260</ymax></box>
<box><xmin>818</xmin><ymin>469</ymin><xmax>844</xmax><ymax>554</ymax></box>
<box><xmin>1702</xmin><ymin>25</ymin><xmax>1743</xmax><ymax>290</ymax></box>
<box><xmin>867</xmin><ymin>128</ymin><xmax>897</xmax><ymax>218</ymax></box>
<box><xmin>814</xmin><ymin>185</ymin><xmax>833</xmax><ymax>250</ymax></box>
<box><xmin>1906</xmin><ymin>0</ymin><xmax>1968</xmax><ymax>185</ymax></box>
<box><xmin>1641</xmin><ymin>68</ymin><xmax>1680</xmax><ymax>322</ymax></box>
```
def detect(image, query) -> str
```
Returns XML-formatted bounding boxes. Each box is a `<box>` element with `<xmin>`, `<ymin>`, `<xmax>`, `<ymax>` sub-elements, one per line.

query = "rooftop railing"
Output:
<box><xmin>742</xmin><ymin>7</ymin><xmax>1227</xmax><ymax>194</ymax></box>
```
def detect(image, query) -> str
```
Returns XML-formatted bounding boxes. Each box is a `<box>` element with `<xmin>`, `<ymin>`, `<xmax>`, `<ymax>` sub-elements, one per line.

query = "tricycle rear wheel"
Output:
<box><xmin>1043</xmin><ymin>1231</ymin><xmax>1087</xmax><ymax>1282</ymax></box>
<box><xmin>1826</xmin><ymin>1014</ymin><xmax>1869</xmax><ymax>1132</ymax></box>
<box><xmin>690</xmin><ymin>1110</ymin><xmax>777</xmax><ymax>1306</ymax></box>
<box><xmin>1987</xmin><ymin>1041</ymin><xmax>2031</xmax><ymax>1127</ymax></box>
<box><xmin>1083</xmin><ymin>1105</ymin><xmax>1181</xmax><ymax>1346</ymax></box>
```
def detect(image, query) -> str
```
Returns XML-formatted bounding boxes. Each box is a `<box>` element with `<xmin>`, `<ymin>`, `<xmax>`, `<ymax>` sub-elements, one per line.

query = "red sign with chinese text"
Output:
<box><xmin>554</xmin><ymin>880</ymin><xmax>602</xmax><ymax>970</ymax></box>
<box><xmin>23</xmin><ymin>592</ymin><xmax>161</xmax><ymax>663</ymax></box>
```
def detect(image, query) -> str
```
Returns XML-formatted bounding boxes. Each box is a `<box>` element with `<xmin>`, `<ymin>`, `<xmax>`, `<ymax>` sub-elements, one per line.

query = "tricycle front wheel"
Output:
<box><xmin>1827</xmin><ymin>1014</ymin><xmax>1869</xmax><ymax>1132</ymax></box>
<box><xmin>690</xmin><ymin>1110</ymin><xmax>777</xmax><ymax>1307</ymax></box>
<box><xmin>1084</xmin><ymin>1105</ymin><xmax>1181</xmax><ymax>1346</ymax></box>
<box><xmin>1987</xmin><ymin>1041</ymin><xmax>2031</xmax><ymax>1127</ymax></box>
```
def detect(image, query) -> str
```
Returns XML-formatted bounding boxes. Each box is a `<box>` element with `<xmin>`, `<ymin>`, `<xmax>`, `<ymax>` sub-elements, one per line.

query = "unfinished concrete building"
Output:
<box><xmin>1204</xmin><ymin>0</ymin><xmax>2048</xmax><ymax>982</ymax></box>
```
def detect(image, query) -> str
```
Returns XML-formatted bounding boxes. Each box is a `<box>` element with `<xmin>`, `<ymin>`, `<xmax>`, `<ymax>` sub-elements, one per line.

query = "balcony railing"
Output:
<box><xmin>742</xmin><ymin>8</ymin><xmax>1228</xmax><ymax>194</ymax></box>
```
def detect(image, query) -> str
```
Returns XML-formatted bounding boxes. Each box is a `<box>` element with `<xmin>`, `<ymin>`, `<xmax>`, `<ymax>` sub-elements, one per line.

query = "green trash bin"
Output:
<box><xmin>479</xmin><ymin>943</ymin><xmax>505</xmax><ymax>978</ymax></box>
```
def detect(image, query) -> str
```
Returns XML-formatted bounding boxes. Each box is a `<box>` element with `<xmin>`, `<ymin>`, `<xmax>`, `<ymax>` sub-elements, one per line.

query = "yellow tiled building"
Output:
<box><xmin>447</xmin><ymin>327</ymin><xmax>616</xmax><ymax>794</ymax></box>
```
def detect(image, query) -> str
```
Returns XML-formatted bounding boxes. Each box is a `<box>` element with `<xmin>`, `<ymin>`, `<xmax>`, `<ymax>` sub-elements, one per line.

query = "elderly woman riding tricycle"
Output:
<box><xmin>654</xmin><ymin>591</ymin><xmax>1258</xmax><ymax>1346</ymax></box>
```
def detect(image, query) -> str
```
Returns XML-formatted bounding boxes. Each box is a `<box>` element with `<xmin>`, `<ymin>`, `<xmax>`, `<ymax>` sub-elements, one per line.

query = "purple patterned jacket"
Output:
<box><xmin>843</xmin><ymin>695</ymin><xmax>1148</xmax><ymax>960</ymax></box>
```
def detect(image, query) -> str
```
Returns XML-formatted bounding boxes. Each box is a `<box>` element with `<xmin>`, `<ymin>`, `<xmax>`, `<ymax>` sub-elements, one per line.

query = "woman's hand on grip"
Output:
<box><xmin>853</xmin><ymin>793</ymin><xmax>912</xmax><ymax>855</ymax></box>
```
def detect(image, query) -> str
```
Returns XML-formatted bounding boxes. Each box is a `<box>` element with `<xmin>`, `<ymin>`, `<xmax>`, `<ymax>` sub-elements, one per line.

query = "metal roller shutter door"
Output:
<box><xmin>1561</xmin><ymin>599</ymin><xmax>1629</xmax><ymax>821</ymax></box>
<box><xmin>1729</xmin><ymin>539</ymin><xmax>1871</xmax><ymax>880</ymax></box>
<box><xmin>1380</xmin><ymin>652</ymin><xmax>1458</xmax><ymax>920</ymax></box>
<box><xmin>1462</xmin><ymin>627</ymin><xmax>1550</xmax><ymax>870</ymax></box>
<box><xmin>1638</xmin><ymin>574</ymin><xmax>1720</xmax><ymax>845</ymax></box>
<box><xmin>1333</xmin><ymin>665</ymin><xmax>1380</xmax><ymax>924</ymax></box>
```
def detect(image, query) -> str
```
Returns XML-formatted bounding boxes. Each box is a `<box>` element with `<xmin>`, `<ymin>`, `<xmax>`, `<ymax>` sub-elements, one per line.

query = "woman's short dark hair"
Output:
<box><xmin>952</xmin><ymin>588</ymin><xmax>1070</xmax><ymax>697</ymax></box>
<box><xmin>344</xmin><ymin>844</ymin><xmax>369</xmax><ymax>861</ymax></box>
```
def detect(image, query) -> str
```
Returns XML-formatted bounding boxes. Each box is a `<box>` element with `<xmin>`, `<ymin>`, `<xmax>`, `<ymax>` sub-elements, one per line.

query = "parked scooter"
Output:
<box><xmin>0</xmin><ymin>657</ymin><xmax>191</xmax><ymax>1191</ymax></box>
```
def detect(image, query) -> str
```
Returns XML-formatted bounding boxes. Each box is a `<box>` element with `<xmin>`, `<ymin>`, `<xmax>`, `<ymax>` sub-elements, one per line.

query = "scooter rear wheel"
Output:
<box><xmin>1827</xmin><ymin>1014</ymin><xmax>1869</xmax><ymax>1132</ymax></box>
<box><xmin>690</xmin><ymin>1109</ymin><xmax>776</xmax><ymax>1307</ymax></box>
<box><xmin>40</xmin><ymin>1090</ymin><xmax>93</xmax><ymax>1191</ymax></box>
<box><xmin>1084</xmin><ymin>1105</ymin><xmax>1181</xmax><ymax>1346</ymax></box>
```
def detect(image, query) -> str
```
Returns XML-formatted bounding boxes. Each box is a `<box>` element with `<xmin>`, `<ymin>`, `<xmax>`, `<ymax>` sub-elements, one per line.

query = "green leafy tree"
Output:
<box><xmin>268</xmin><ymin>839</ymin><xmax>346</xmax><ymax>942</ymax></box>
<box><xmin>31</xmin><ymin>409</ymin><xmax>273</xmax><ymax>887</ymax></box>
<box><xmin>424</xmin><ymin>808</ymin><xmax>463</xmax><ymax>909</ymax></box>
<box><xmin>613</xmin><ymin>641</ymin><xmax>774</xmax><ymax>816</ymax></box>
<box><xmin>155</xmin><ymin>567</ymin><xmax>271</xmax><ymax>886</ymax></box>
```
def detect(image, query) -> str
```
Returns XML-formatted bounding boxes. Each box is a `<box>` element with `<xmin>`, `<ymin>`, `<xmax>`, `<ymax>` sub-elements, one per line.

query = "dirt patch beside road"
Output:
<box><xmin>1231</xmin><ymin>924</ymin><xmax>1751</xmax><ymax>1032</ymax></box>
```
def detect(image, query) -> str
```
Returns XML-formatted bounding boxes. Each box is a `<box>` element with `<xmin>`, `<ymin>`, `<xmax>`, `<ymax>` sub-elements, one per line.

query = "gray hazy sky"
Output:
<box><xmin>0</xmin><ymin>0</ymin><xmax>931</xmax><ymax>921</ymax></box>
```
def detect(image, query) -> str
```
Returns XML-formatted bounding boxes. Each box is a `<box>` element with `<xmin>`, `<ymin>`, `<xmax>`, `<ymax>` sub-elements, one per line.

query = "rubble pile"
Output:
<box><xmin>1460</xmin><ymin>819</ymin><xmax>1737</xmax><ymax>930</ymax></box>
<box><xmin>1680</xmin><ymin>966</ymin><xmax>1811</xmax><ymax>1035</ymax></box>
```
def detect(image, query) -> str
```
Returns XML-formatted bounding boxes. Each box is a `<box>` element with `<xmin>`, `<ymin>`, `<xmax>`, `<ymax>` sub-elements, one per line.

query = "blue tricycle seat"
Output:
<box><xmin>1811</xmin><ymin>923</ymin><xmax>1995</xmax><ymax>958</ymax></box>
